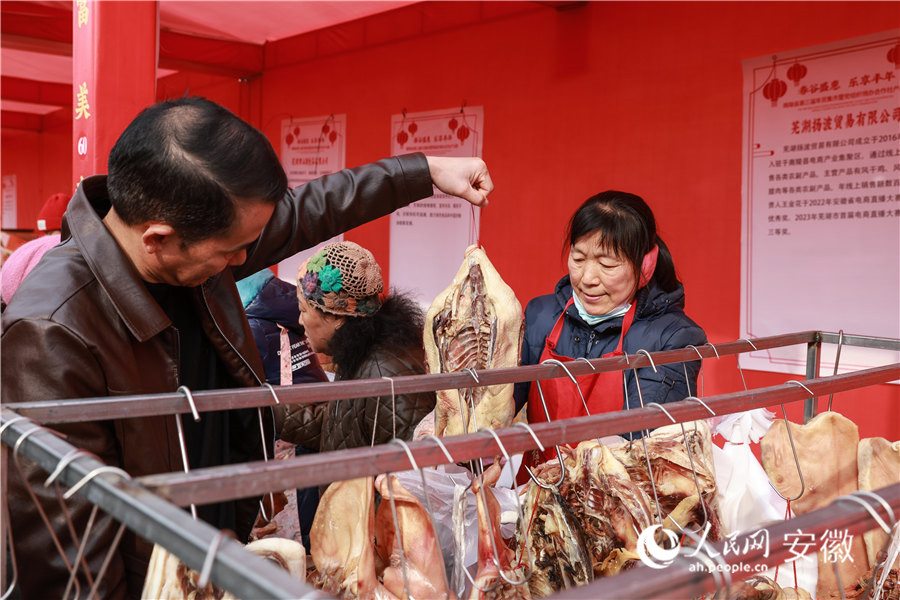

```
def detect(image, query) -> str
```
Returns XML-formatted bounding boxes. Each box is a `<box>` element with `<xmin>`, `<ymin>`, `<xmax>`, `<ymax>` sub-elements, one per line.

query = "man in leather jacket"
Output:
<box><xmin>0</xmin><ymin>96</ymin><xmax>493</xmax><ymax>599</ymax></box>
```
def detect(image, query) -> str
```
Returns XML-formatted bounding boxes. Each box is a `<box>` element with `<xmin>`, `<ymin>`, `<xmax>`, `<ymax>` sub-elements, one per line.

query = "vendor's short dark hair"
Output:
<box><xmin>107</xmin><ymin>97</ymin><xmax>288</xmax><ymax>242</ymax></box>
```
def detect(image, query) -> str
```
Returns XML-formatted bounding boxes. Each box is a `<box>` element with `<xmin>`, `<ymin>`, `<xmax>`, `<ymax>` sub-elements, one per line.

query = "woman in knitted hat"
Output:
<box><xmin>279</xmin><ymin>241</ymin><xmax>435</xmax><ymax>513</ymax></box>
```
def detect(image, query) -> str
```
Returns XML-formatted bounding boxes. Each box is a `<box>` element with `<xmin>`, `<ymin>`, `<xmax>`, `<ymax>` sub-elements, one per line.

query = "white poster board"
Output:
<box><xmin>389</xmin><ymin>106</ymin><xmax>484</xmax><ymax>306</ymax></box>
<box><xmin>276</xmin><ymin>115</ymin><xmax>347</xmax><ymax>283</ymax></box>
<box><xmin>740</xmin><ymin>31</ymin><xmax>900</xmax><ymax>377</ymax></box>
<box><xmin>2</xmin><ymin>175</ymin><xmax>18</xmax><ymax>230</ymax></box>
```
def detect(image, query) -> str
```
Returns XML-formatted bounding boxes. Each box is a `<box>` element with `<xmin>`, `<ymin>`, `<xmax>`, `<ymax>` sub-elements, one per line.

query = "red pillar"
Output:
<box><xmin>72</xmin><ymin>0</ymin><xmax>157</xmax><ymax>185</ymax></box>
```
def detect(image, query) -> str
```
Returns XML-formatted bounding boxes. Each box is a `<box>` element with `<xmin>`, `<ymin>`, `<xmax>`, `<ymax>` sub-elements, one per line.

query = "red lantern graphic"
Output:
<box><xmin>293</xmin><ymin>127</ymin><xmax>300</xmax><ymax>136</ymax></box>
<box><xmin>448</xmin><ymin>117</ymin><xmax>458</xmax><ymax>131</ymax></box>
<box><xmin>329</xmin><ymin>130</ymin><xmax>337</xmax><ymax>143</ymax></box>
<box><xmin>285</xmin><ymin>133</ymin><xmax>294</xmax><ymax>146</ymax></box>
<box><xmin>408</xmin><ymin>122</ymin><xmax>418</xmax><ymax>135</ymax></box>
<box><xmin>396</xmin><ymin>130</ymin><xmax>409</xmax><ymax>146</ymax></box>
<box><xmin>763</xmin><ymin>77</ymin><xmax>787</xmax><ymax>107</ymax></box>
<box><xmin>457</xmin><ymin>125</ymin><xmax>470</xmax><ymax>142</ymax></box>
<box><xmin>888</xmin><ymin>43</ymin><xmax>900</xmax><ymax>68</ymax></box>
<box><xmin>322</xmin><ymin>123</ymin><xmax>331</xmax><ymax>134</ymax></box>
<box><xmin>786</xmin><ymin>61</ymin><xmax>807</xmax><ymax>86</ymax></box>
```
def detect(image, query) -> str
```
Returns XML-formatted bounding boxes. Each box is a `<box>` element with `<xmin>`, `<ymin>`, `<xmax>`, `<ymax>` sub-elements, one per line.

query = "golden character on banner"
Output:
<box><xmin>76</xmin><ymin>0</ymin><xmax>88</xmax><ymax>27</ymax></box>
<box><xmin>75</xmin><ymin>82</ymin><xmax>91</xmax><ymax>120</ymax></box>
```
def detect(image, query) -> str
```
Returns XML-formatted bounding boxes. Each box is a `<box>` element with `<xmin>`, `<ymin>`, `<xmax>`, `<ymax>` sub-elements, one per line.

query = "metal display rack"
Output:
<box><xmin>2</xmin><ymin>330</ymin><xmax>898</xmax><ymax>599</ymax></box>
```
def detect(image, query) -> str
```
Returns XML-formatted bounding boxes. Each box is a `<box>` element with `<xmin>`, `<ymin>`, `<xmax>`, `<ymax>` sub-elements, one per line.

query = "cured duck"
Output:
<box><xmin>424</xmin><ymin>245</ymin><xmax>524</xmax><ymax>437</ymax></box>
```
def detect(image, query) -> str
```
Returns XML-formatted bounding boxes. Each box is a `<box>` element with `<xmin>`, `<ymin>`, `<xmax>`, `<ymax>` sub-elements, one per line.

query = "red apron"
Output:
<box><xmin>517</xmin><ymin>298</ymin><xmax>635</xmax><ymax>482</ymax></box>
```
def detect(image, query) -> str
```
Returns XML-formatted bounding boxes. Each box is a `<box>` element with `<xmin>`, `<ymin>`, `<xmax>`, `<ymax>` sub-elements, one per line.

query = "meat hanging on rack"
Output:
<box><xmin>761</xmin><ymin>411</ymin><xmax>871</xmax><ymax>599</ymax></box>
<box><xmin>424</xmin><ymin>245</ymin><xmax>524</xmax><ymax>437</ymax></box>
<box><xmin>141</xmin><ymin>537</ymin><xmax>307</xmax><ymax>599</ymax></box>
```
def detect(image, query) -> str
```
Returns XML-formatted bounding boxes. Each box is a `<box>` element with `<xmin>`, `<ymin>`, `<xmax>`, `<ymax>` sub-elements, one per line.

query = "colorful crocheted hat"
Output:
<box><xmin>297</xmin><ymin>241</ymin><xmax>383</xmax><ymax>317</ymax></box>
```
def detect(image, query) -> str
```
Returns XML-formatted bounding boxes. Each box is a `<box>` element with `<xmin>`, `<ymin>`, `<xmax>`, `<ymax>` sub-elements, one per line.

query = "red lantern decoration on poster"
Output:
<box><xmin>456</xmin><ymin>125</ymin><xmax>470</xmax><ymax>141</ymax></box>
<box><xmin>888</xmin><ymin>43</ymin><xmax>900</xmax><ymax>68</ymax></box>
<box><xmin>763</xmin><ymin>77</ymin><xmax>787</xmax><ymax>107</ymax></box>
<box><xmin>448</xmin><ymin>117</ymin><xmax>458</xmax><ymax>131</ymax></box>
<box><xmin>786</xmin><ymin>61</ymin><xmax>807</xmax><ymax>86</ymax></box>
<box><xmin>408</xmin><ymin>122</ymin><xmax>418</xmax><ymax>135</ymax></box>
<box><xmin>396</xmin><ymin>130</ymin><xmax>409</xmax><ymax>146</ymax></box>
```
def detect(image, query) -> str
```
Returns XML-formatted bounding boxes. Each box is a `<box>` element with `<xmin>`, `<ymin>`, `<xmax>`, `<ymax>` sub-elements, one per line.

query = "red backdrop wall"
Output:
<box><xmin>5</xmin><ymin>1</ymin><xmax>897</xmax><ymax>439</ymax></box>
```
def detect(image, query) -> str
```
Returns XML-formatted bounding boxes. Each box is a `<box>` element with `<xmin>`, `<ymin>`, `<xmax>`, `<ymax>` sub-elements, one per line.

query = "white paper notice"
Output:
<box><xmin>389</xmin><ymin>106</ymin><xmax>484</xmax><ymax>306</ymax></box>
<box><xmin>740</xmin><ymin>31</ymin><xmax>900</xmax><ymax>376</ymax></box>
<box><xmin>2</xmin><ymin>174</ymin><xmax>17</xmax><ymax>230</ymax></box>
<box><xmin>277</xmin><ymin>115</ymin><xmax>346</xmax><ymax>282</ymax></box>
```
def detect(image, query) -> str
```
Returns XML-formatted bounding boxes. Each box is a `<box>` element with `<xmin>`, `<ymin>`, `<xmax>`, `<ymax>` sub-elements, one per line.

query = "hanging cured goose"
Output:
<box><xmin>857</xmin><ymin>437</ymin><xmax>900</xmax><ymax>574</ymax></box>
<box><xmin>141</xmin><ymin>537</ymin><xmax>306</xmax><ymax>599</ymax></box>
<box><xmin>424</xmin><ymin>245</ymin><xmax>524</xmax><ymax>437</ymax></box>
<box><xmin>761</xmin><ymin>411</ymin><xmax>870</xmax><ymax>599</ymax></box>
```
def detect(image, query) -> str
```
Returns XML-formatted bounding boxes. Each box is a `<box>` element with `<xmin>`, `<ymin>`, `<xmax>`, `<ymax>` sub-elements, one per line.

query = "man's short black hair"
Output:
<box><xmin>107</xmin><ymin>97</ymin><xmax>288</xmax><ymax>242</ymax></box>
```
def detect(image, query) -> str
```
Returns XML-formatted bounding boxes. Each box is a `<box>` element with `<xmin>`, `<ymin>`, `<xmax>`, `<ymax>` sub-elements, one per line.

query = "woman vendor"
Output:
<box><xmin>514</xmin><ymin>190</ymin><xmax>707</xmax><ymax>467</ymax></box>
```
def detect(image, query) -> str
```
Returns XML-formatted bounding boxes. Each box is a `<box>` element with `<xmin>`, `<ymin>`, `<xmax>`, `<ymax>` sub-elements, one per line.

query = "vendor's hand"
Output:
<box><xmin>426</xmin><ymin>156</ymin><xmax>493</xmax><ymax>207</ymax></box>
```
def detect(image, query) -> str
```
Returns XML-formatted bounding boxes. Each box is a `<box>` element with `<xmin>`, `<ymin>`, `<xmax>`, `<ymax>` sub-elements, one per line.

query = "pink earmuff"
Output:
<box><xmin>639</xmin><ymin>244</ymin><xmax>659</xmax><ymax>287</ymax></box>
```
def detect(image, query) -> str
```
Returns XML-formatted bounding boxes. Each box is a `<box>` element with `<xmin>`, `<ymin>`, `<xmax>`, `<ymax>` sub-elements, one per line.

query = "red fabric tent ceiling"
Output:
<box><xmin>0</xmin><ymin>0</ymin><xmax>420</xmax><ymax>117</ymax></box>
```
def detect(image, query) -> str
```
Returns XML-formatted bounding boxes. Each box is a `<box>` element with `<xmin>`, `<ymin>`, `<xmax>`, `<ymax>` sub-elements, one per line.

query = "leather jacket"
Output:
<box><xmin>1</xmin><ymin>153</ymin><xmax>433</xmax><ymax>599</ymax></box>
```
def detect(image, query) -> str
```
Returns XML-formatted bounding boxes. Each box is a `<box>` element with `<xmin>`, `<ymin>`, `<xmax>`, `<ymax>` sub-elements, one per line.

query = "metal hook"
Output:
<box><xmin>63</xmin><ymin>466</ymin><xmax>131</xmax><ymax>500</ymax></box>
<box><xmin>84</xmin><ymin>522</ymin><xmax>127</xmax><ymax>600</ymax></box>
<box><xmin>423</xmin><ymin>434</ymin><xmax>456</xmax><ymax>464</ymax></box>
<box><xmin>526</xmin><ymin>382</ymin><xmax>568</xmax><ymax>490</ymax></box>
<box><xmin>685</xmin><ymin>345</ymin><xmax>706</xmax><ymax>396</ymax></box>
<box><xmin>786</xmin><ymin>379</ymin><xmax>816</xmax><ymax>397</ymax></box>
<box><xmin>704</xmin><ymin>342</ymin><xmax>721</xmax><ymax>359</ymax></box>
<box><xmin>197</xmin><ymin>529</ymin><xmax>230</xmax><ymax>589</ymax></box>
<box><xmin>43</xmin><ymin>448</ymin><xmax>96</xmax><ymax>487</ymax></box>
<box><xmin>645</xmin><ymin>403</ymin><xmax>710</xmax><ymax>533</ymax></box>
<box><xmin>629</xmin><ymin>373</ymin><xmax>665</xmax><ymax>527</ymax></box>
<box><xmin>541</xmin><ymin>358</ymin><xmax>591</xmax><ymax>417</ymax></box>
<box><xmin>62</xmin><ymin>505</ymin><xmax>100</xmax><ymax>600</ymax></box>
<box><xmin>0</xmin><ymin>415</ymin><xmax>30</xmax><ymax>436</ymax></box>
<box><xmin>684</xmin><ymin>395</ymin><xmax>716</xmax><ymax>416</ymax></box>
<box><xmin>177</xmin><ymin>385</ymin><xmax>201</xmax><ymax>422</ymax></box>
<box><xmin>174</xmin><ymin>411</ymin><xmax>198</xmax><ymax>519</ymax></box>
<box><xmin>734</xmin><ymin>340</ymin><xmax>756</xmax><ymax>392</ymax></box>
<box><xmin>11</xmin><ymin>427</ymin><xmax>85</xmax><ymax>599</ymax></box>
<box><xmin>513</xmin><ymin>422</ymin><xmax>546</xmax><ymax>453</ymax></box>
<box><xmin>852</xmin><ymin>490</ymin><xmax>896</xmax><ymax>529</ymax></box>
<box><xmin>464</xmin><ymin>367</ymin><xmax>480</xmax><ymax>384</ymax></box>
<box><xmin>262</xmin><ymin>382</ymin><xmax>281</xmax><ymax>405</ymax></box>
<box><xmin>764</xmin><ymin>384</ymin><xmax>807</xmax><ymax>503</ymax></box>
<box><xmin>635</xmin><ymin>349</ymin><xmax>658</xmax><ymax>373</ymax></box>
<box><xmin>575</xmin><ymin>357</ymin><xmax>596</xmax><ymax>370</ymax></box>
<box><xmin>255</xmin><ymin>405</ymin><xmax>275</xmax><ymax>523</ymax></box>
<box><xmin>828</xmin><ymin>330</ymin><xmax>844</xmax><ymax>412</ymax></box>
<box><xmin>471</xmin><ymin>430</ymin><xmax>531</xmax><ymax>587</ymax></box>
<box><xmin>838</xmin><ymin>493</ymin><xmax>893</xmax><ymax>534</ymax></box>
<box><xmin>390</xmin><ymin>439</ymin><xmax>453</xmax><ymax>598</ymax></box>
<box><xmin>1</xmin><ymin>494</ymin><xmax>18</xmax><ymax>600</ymax></box>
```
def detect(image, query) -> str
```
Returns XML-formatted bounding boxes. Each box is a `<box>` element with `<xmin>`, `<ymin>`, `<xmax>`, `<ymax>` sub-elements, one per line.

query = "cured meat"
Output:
<box><xmin>761</xmin><ymin>411</ymin><xmax>869</xmax><ymax>599</ymax></box>
<box><xmin>515</xmin><ymin>457</ymin><xmax>592</xmax><ymax>597</ymax></box>
<box><xmin>374</xmin><ymin>474</ymin><xmax>456</xmax><ymax>600</ymax></box>
<box><xmin>309</xmin><ymin>477</ymin><xmax>397</xmax><ymax>599</ymax></box>
<box><xmin>141</xmin><ymin>537</ymin><xmax>306</xmax><ymax>599</ymax></box>
<box><xmin>858</xmin><ymin>437</ymin><xmax>900</xmax><ymax>567</ymax></box>
<box><xmin>726</xmin><ymin>575</ymin><xmax>812</xmax><ymax>599</ymax></box>
<box><xmin>569</xmin><ymin>441</ymin><xmax>652</xmax><ymax>578</ymax></box>
<box><xmin>425</xmin><ymin>245</ymin><xmax>524</xmax><ymax>437</ymax></box>
<box><xmin>612</xmin><ymin>421</ymin><xmax>724</xmax><ymax>541</ymax></box>
<box><xmin>467</xmin><ymin>463</ymin><xmax>531</xmax><ymax>600</ymax></box>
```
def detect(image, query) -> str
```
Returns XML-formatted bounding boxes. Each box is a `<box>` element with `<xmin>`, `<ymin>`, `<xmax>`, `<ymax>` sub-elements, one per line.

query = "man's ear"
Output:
<box><xmin>141</xmin><ymin>223</ymin><xmax>177</xmax><ymax>255</ymax></box>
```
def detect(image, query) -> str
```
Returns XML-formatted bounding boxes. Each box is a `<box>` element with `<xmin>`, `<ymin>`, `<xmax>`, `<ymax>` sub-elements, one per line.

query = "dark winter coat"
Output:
<box><xmin>513</xmin><ymin>274</ymin><xmax>707</xmax><ymax>416</ymax></box>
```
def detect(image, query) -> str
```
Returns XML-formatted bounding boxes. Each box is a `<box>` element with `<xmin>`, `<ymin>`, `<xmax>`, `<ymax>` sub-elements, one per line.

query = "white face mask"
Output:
<box><xmin>572</xmin><ymin>291</ymin><xmax>630</xmax><ymax>326</ymax></box>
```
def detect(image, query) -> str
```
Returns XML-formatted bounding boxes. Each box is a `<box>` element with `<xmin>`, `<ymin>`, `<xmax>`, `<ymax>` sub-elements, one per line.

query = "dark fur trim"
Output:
<box><xmin>330</xmin><ymin>291</ymin><xmax>425</xmax><ymax>379</ymax></box>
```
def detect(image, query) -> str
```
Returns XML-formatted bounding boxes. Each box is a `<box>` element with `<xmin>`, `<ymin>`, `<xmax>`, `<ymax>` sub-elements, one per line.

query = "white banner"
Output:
<box><xmin>389</xmin><ymin>106</ymin><xmax>484</xmax><ymax>306</ymax></box>
<box><xmin>740</xmin><ymin>31</ymin><xmax>900</xmax><ymax>377</ymax></box>
<box><xmin>277</xmin><ymin>115</ymin><xmax>346</xmax><ymax>283</ymax></box>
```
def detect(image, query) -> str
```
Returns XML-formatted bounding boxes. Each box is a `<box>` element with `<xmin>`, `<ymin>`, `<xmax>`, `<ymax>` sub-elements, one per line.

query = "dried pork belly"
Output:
<box><xmin>726</xmin><ymin>575</ymin><xmax>813</xmax><ymax>600</ymax></box>
<box><xmin>468</xmin><ymin>463</ymin><xmax>532</xmax><ymax>600</ymax></box>
<box><xmin>568</xmin><ymin>441</ymin><xmax>653</xmax><ymax>578</ymax></box>
<box><xmin>309</xmin><ymin>477</ymin><xmax>397</xmax><ymax>599</ymax></box>
<box><xmin>374</xmin><ymin>474</ymin><xmax>456</xmax><ymax>600</ymax></box>
<box><xmin>425</xmin><ymin>245</ymin><xmax>524</xmax><ymax>437</ymax></box>
<box><xmin>515</xmin><ymin>458</ymin><xmax>592</xmax><ymax>597</ymax></box>
<box><xmin>858</xmin><ymin>437</ymin><xmax>900</xmax><ymax>568</ymax></box>
<box><xmin>141</xmin><ymin>538</ymin><xmax>306</xmax><ymax>599</ymax></box>
<box><xmin>761</xmin><ymin>411</ymin><xmax>870</xmax><ymax>599</ymax></box>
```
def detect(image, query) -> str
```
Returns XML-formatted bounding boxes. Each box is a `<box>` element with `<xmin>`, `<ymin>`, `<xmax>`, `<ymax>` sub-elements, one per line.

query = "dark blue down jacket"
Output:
<box><xmin>513</xmin><ymin>275</ymin><xmax>707</xmax><ymax>420</ymax></box>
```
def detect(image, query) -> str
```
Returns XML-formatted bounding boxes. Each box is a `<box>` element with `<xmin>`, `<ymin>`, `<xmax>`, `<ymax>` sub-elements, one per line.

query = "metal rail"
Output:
<box><xmin>138</xmin><ymin>362</ymin><xmax>899</xmax><ymax>507</ymax></box>
<box><xmin>0</xmin><ymin>409</ymin><xmax>329</xmax><ymax>599</ymax></box>
<box><xmin>9</xmin><ymin>331</ymin><xmax>823</xmax><ymax>424</ymax></box>
<box><xmin>557</xmin><ymin>482</ymin><xmax>900</xmax><ymax>599</ymax></box>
